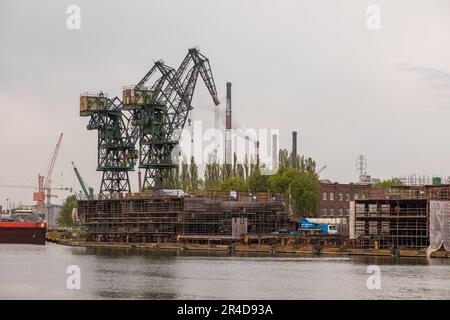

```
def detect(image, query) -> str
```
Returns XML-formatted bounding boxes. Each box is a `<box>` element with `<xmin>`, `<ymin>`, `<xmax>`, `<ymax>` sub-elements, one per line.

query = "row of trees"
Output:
<box><xmin>372</xmin><ymin>178</ymin><xmax>403</xmax><ymax>189</ymax></box>
<box><xmin>178</xmin><ymin>149</ymin><xmax>318</xmax><ymax>189</ymax></box>
<box><xmin>177</xmin><ymin>149</ymin><xmax>321</xmax><ymax>217</ymax></box>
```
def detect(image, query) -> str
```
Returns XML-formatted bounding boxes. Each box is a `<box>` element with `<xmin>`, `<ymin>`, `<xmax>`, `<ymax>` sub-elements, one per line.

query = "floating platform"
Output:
<box><xmin>46</xmin><ymin>235</ymin><xmax>450</xmax><ymax>259</ymax></box>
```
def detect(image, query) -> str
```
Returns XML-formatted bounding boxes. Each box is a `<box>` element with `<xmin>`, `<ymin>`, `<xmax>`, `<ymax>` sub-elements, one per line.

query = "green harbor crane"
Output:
<box><xmin>123</xmin><ymin>48</ymin><xmax>219</xmax><ymax>189</ymax></box>
<box><xmin>71</xmin><ymin>161</ymin><xmax>94</xmax><ymax>199</ymax></box>
<box><xmin>80</xmin><ymin>48</ymin><xmax>219</xmax><ymax>196</ymax></box>
<box><xmin>79</xmin><ymin>94</ymin><xmax>137</xmax><ymax>198</ymax></box>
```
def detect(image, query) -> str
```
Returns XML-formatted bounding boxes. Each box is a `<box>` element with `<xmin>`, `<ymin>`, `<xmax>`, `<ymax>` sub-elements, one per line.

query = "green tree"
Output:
<box><xmin>204</xmin><ymin>154</ymin><xmax>221</xmax><ymax>190</ymax></box>
<box><xmin>221</xmin><ymin>177</ymin><xmax>248</xmax><ymax>192</ymax></box>
<box><xmin>232</xmin><ymin>152</ymin><xmax>238</xmax><ymax>177</ymax></box>
<box><xmin>179</xmin><ymin>157</ymin><xmax>190</xmax><ymax>192</ymax></box>
<box><xmin>189</xmin><ymin>156</ymin><xmax>199</xmax><ymax>192</ymax></box>
<box><xmin>268</xmin><ymin>167</ymin><xmax>300</xmax><ymax>194</ymax></box>
<box><xmin>57</xmin><ymin>195</ymin><xmax>77</xmax><ymax>227</ymax></box>
<box><xmin>221</xmin><ymin>163</ymin><xmax>233</xmax><ymax>180</ymax></box>
<box><xmin>248</xmin><ymin>168</ymin><xmax>270</xmax><ymax>192</ymax></box>
<box><xmin>373</xmin><ymin>178</ymin><xmax>403</xmax><ymax>189</ymax></box>
<box><xmin>268</xmin><ymin>164</ymin><xmax>320</xmax><ymax>217</ymax></box>
<box><xmin>277</xmin><ymin>148</ymin><xmax>316</xmax><ymax>173</ymax></box>
<box><xmin>236</xmin><ymin>163</ymin><xmax>245</xmax><ymax>179</ymax></box>
<box><xmin>304</xmin><ymin>157</ymin><xmax>316</xmax><ymax>173</ymax></box>
<box><xmin>278</xmin><ymin>149</ymin><xmax>291</xmax><ymax>169</ymax></box>
<box><xmin>289</xmin><ymin>172</ymin><xmax>320</xmax><ymax>217</ymax></box>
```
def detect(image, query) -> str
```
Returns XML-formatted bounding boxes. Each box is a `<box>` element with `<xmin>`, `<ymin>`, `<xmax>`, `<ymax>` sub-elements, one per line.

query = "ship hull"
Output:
<box><xmin>0</xmin><ymin>222</ymin><xmax>47</xmax><ymax>245</ymax></box>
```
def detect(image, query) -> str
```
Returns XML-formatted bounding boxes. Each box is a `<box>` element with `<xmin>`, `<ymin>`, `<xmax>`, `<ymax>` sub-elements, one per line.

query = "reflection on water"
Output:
<box><xmin>0</xmin><ymin>243</ymin><xmax>449</xmax><ymax>299</ymax></box>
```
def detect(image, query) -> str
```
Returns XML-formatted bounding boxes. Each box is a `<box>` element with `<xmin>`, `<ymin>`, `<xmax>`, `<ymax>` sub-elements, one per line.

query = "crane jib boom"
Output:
<box><xmin>71</xmin><ymin>162</ymin><xmax>91</xmax><ymax>198</ymax></box>
<box><xmin>155</xmin><ymin>49</ymin><xmax>219</xmax><ymax>141</ymax></box>
<box><xmin>134</xmin><ymin>48</ymin><xmax>220</xmax><ymax>189</ymax></box>
<box><xmin>44</xmin><ymin>133</ymin><xmax>63</xmax><ymax>190</ymax></box>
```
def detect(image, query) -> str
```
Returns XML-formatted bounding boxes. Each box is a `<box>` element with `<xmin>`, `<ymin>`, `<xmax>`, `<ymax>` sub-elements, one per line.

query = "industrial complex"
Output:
<box><xmin>2</xmin><ymin>48</ymin><xmax>449</xmax><ymax>257</ymax></box>
<box><xmin>65</xmin><ymin>47</ymin><xmax>450</xmax><ymax>256</ymax></box>
<box><xmin>4</xmin><ymin>0</ymin><xmax>450</xmax><ymax>303</ymax></box>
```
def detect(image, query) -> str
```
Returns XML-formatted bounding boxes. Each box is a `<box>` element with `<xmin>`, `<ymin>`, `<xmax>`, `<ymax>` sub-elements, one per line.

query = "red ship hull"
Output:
<box><xmin>0</xmin><ymin>222</ymin><xmax>47</xmax><ymax>245</ymax></box>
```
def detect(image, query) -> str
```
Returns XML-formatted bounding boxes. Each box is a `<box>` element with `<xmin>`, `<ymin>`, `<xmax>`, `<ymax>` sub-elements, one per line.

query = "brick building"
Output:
<box><xmin>318</xmin><ymin>180</ymin><xmax>372</xmax><ymax>218</ymax></box>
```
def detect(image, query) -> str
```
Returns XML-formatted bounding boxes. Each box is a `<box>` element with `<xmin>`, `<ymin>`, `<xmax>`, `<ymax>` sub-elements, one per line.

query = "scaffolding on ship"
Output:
<box><xmin>76</xmin><ymin>191</ymin><xmax>288</xmax><ymax>243</ymax></box>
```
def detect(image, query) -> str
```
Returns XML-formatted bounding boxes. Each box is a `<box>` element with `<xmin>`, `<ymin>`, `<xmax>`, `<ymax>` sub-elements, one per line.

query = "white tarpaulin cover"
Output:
<box><xmin>427</xmin><ymin>201</ymin><xmax>450</xmax><ymax>256</ymax></box>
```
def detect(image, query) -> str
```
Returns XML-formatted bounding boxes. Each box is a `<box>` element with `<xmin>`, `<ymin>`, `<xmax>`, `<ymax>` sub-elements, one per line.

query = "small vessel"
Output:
<box><xmin>0</xmin><ymin>209</ymin><xmax>47</xmax><ymax>245</ymax></box>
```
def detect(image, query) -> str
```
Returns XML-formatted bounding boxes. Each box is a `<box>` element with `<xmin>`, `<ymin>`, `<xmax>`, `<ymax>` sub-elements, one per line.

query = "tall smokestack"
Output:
<box><xmin>214</xmin><ymin>94</ymin><xmax>219</xmax><ymax>161</ymax></box>
<box><xmin>272</xmin><ymin>134</ymin><xmax>278</xmax><ymax>170</ymax></box>
<box><xmin>225</xmin><ymin>82</ymin><xmax>232</xmax><ymax>164</ymax></box>
<box><xmin>255</xmin><ymin>140</ymin><xmax>260</xmax><ymax>167</ymax></box>
<box><xmin>292</xmin><ymin>131</ymin><xmax>297</xmax><ymax>160</ymax></box>
<box><xmin>138</xmin><ymin>170</ymin><xmax>142</xmax><ymax>193</ymax></box>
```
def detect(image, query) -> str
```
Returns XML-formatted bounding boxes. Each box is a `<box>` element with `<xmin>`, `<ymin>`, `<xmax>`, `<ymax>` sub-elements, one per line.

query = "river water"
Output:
<box><xmin>0</xmin><ymin>243</ymin><xmax>449</xmax><ymax>299</ymax></box>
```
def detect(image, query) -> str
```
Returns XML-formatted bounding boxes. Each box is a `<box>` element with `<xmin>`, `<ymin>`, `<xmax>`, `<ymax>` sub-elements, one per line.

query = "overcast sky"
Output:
<box><xmin>1</xmin><ymin>0</ymin><xmax>450</xmax><ymax>208</ymax></box>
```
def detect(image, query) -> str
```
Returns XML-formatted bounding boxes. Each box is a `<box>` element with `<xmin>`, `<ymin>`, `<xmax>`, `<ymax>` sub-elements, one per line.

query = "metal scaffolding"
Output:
<box><xmin>351</xmin><ymin>198</ymin><xmax>428</xmax><ymax>249</ymax></box>
<box><xmin>349</xmin><ymin>185</ymin><xmax>450</xmax><ymax>250</ymax></box>
<box><xmin>76</xmin><ymin>191</ymin><xmax>288</xmax><ymax>243</ymax></box>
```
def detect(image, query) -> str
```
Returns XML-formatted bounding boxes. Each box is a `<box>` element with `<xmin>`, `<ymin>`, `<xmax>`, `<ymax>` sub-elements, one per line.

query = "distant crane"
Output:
<box><xmin>71</xmin><ymin>161</ymin><xmax>94</xmax><ymax>199</ymax></box>
<box><xmin>0</xmin><ymin>185</ymin><xmax>71</xmax><ymax>192</ymax></box>
<box><xmin>33</xmin><ymin>133</ymin><xmax>64</xmax><ymax>214</ymax></box>
<box><xmin>317</xmin><ymin>165</ymin><xmax>327</xmax><ymax>176</ymax></box>
<box><xmin>0</xmin><ymin>184</ymin><xmax>71</xmax><ymax>210</ymax></box>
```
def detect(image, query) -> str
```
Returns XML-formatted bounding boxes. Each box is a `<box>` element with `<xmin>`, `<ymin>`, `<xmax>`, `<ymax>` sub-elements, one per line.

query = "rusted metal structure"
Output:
<box><xmin>76</xmin><ymin>191</ymin><xmax>288</xmax><ymax>243</ymax></box>
<box><xmin>349</xmin><ymin>185</ymin><xmax>450</xmax><ymax>250</ymax></box>
<box><xmin>350</xmin><ymin>198</ymin><xmax>428</xmax><ymax>249</ymax></box>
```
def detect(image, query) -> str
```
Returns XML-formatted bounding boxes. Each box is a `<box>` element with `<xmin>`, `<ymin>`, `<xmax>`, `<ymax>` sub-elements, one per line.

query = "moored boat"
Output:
<box><xmin>0</xmin><ymin>209</ymin><xmax>47</xmax><ymax>245</ymax></box>
<box><xmin>0</xmin><ymin>219</ymin><xmax>47</xmax><ymax>245</ymax></box>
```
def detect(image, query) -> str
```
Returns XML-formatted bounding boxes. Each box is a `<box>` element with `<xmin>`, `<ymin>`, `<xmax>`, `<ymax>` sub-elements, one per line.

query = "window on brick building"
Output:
<box><xmin>339</xmin><ymin>193</ymin><xmax>343</xmax><ymax>201</ymax></box>
<box><xmin>345</xmin><ymin>208</ymin><xmax>349</xmax><ymax>216</ymax></box>
<box><xmin>322</xmin><ymin>209</ymin><xmax>327</xmax><ymax>216</ymax></box>
<box><xmin>330</xmin><ymin>192</ymin><xmax>334</xmax><ymax>201</ymax></box>
<box><xmin>339</xmin><ymin>208</ymin><xmax>343</xmax><ymax>216</ymax></box>
<box><xmin>346</xmin><ymin>193</ymin><xmax>350</xmax><ymax>201</ymax></box>
<box><xmin>329</xmin><ymin>208</ymin><xmax>334</xmax><ymax>216</ymax></box>
<box><xmin>322</xmin><ymin>192</ymin><xmax>327</xmax><ymax>201</ymax></box>
<box><xmin>354</xmin><ymin>193</ymin><xmax>359</xmax><ymax>200</ymax></box>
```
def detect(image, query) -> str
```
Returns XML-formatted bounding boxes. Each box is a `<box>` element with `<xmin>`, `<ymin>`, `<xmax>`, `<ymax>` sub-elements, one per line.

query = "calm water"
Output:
<box><xmin>0</xmin><ymin>243</ymin><xmax>449</xmax><ymax>300</ymax></box>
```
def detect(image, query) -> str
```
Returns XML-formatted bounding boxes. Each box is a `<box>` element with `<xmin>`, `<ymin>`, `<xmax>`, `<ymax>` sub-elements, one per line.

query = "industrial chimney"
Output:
<box><xmin>292</xmin><ymin>131</ymin><xmax>298</xmax><ymax>160</ymax></box>
<box><xmin>137</xmin><ymin>170</ymin><xmax>142</xmax><ymax>193</ymax></box>
<box><xmin>255</xmin><ymin>140</ymin><xmax>260</xmax><ymax>167</ymax></box>
<box><xmin>225</xmin><ymin>82</ymin><xmax>232</xmax><ymax>164</ymax></box>
<box><xmin>272</xmin><ymin>134</ymin><xmax>278</xmax><ymax>170</ymax></box>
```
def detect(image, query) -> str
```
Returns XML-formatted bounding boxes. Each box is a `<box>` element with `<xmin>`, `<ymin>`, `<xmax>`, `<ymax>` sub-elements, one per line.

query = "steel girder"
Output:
<box><xmin>86</xmin><ymin>96</ymin><xmax>137</xmax><ymax>198</ymax></box>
